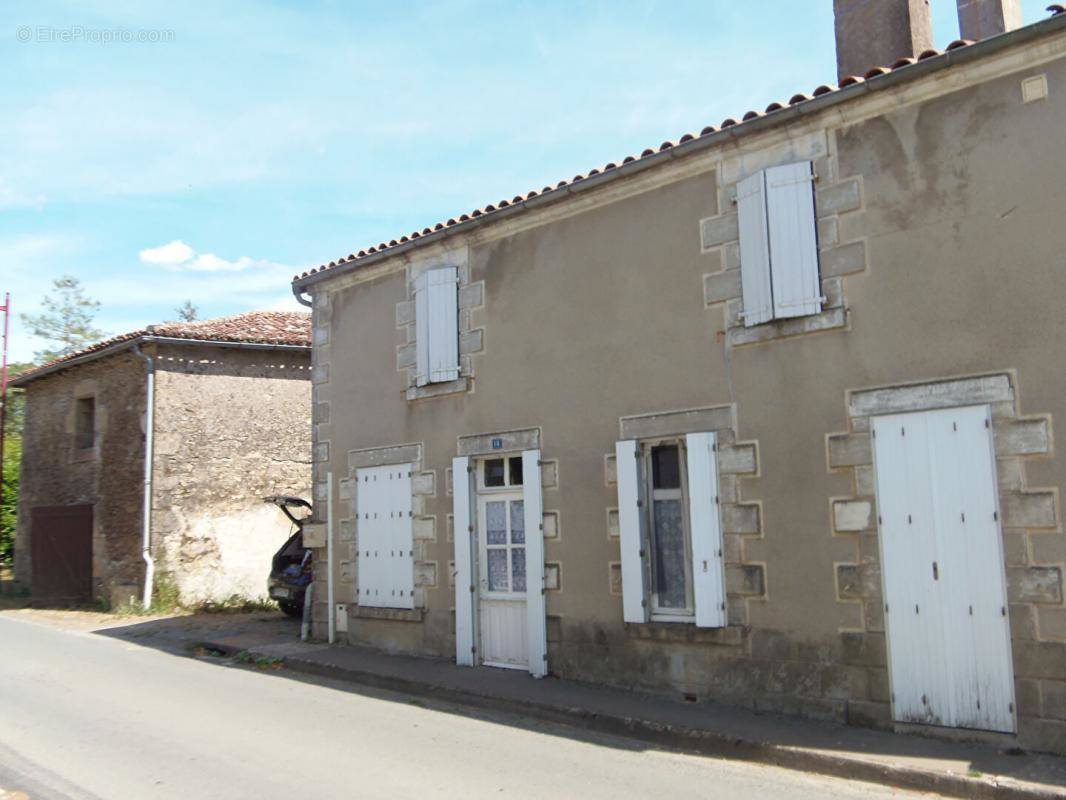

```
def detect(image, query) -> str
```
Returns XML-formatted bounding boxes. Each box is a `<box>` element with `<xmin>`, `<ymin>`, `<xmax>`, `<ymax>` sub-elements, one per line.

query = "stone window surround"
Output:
<box><xmin>69</xmin><ymin>379</ymin><xmax>103</xmax><ymax>464</ymax></box>
<box><xmin>444</xmin><ymin>426</ymin><xmax>562</xmax><ymax>595</ymax></box>
<box><xmin>827</xmin><ymin>372</ymin><xmax>1065</xmax><ymax>732</ymax></box>
<box><xmin>700</xmin><ymin>146</ymin><xmax>868</xmax><ymax>347</ymax></box>
<box><xmin>336</xmin><ymin>441</ymin><xmax>438</xmax><ymax>621</ymax></box>
<box><xmin>604</xmin><ymin>404</ymin><xmax>765</xmax><ymax>635</ymax></box>
<box><xmin>395</xmin><ymin>256</ymin><xmax>485</xmax><ymax>402</ymax></box>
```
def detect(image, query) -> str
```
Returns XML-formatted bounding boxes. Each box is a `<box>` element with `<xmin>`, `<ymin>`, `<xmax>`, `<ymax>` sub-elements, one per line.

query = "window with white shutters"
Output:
<box><xmin>615</xmin><ymin>435</ymin><xmax>726</xmax><ymax>628</ymax></box>
<box><xmin>414</xmin><ymin>266</ymin><xmax>459</xmax><ymax>386</ymax></box>
<box><xmin>737</xmin><ymin>161</ymin><xmax>822</xmax><ymax>327</ymax></box>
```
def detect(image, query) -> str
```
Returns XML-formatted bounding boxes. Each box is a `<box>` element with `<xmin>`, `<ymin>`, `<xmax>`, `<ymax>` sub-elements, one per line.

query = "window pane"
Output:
<box><xmin>651</xmin><ymin>445</ymin><xmax>680</xmax><ymax>489</ymax></box>
<box><xmin>484</xmin><ymin>458</ymin><xmax>505</xmax><ymax>487</ymax></box>
<box><xmin>511</xmin><ymin>547</ymin><xmax>526</xmax><ymax>593</ymax></box>
<box><xmin>509</xmin><ymin>456</ymin><xmax>524</xmax><ymax>486</ymax></box>
<box><xmin>487</xmin><ymin>549</ymin><xmax>508</xmax><ymax>591</ymax></box>
<box><xmin>652</xmin><ymin>498</ymin><xmax>687</xmax><ymax>610</ymax></box>
<box><xmin>75</xmin><ymin>397</ymin><xmax>95</xmax><ymax>450</ymax></box>
<box><xmin>486</xmin><ymin>501</ymin><xmax>507</xmax><ymax>545</ymax></box>
<box><xmin>510</xmin><ymin>500</ymin><xmax>525</xmax><ymax>544</ymax></box>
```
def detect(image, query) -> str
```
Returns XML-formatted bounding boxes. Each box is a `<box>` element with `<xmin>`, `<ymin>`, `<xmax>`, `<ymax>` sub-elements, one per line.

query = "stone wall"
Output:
<box><xmin>151</xmin><ymin>344</ymin><xmax>311</xmax><ymax>604</ymax></box>
<box><xmin>15</xmin><ymin>353</ymin><xmax>147</xmax><ymax>605</ymax></box>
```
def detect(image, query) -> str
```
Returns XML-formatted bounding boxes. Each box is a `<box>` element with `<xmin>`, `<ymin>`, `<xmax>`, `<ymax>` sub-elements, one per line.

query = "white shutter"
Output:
<box><xmin>356</xmin><ymin>465</ymin><xmax>412</xmax><ymax>610</ymax></box>
<box><xmin>736</xmin><ymin>170</ymin><xmax>773</xmax><ymax>327</ymax></box>
<box><xmin>685</xmin><ymin>432</ymin><xmax>727</xmax><ymax>628</ymax></box>
<box><xmin>615</xmin><ymin>440</ymin><xmax>648</xmax><ymax>623</ymax></box>
<box><xmin>427</xmin><ymin>266</ymin><xmax>459</xmax><ymax>383</ymax></box>
<box><xmin>523</xmin><ymin>449</ymin><xmax>547</xmax><ymax>678</ymax></box>
<box><xmin>765</xmin><ymin>161</ymin><xmax>821</xmax><ymax>319</ymax></box>
<box><xmin>452</xmin><ymin>456</ymin><xmax>476</xmax><ymax>666</ymax></box>
<box><xmin>391</xmin><ymin>465</ymin><xmax>414</xmax><ymax>609</ymax></box>
<box><xmin>414</xmin><ymin>272</ymin><xmax>430</xmax><ymax>386</ymax></box>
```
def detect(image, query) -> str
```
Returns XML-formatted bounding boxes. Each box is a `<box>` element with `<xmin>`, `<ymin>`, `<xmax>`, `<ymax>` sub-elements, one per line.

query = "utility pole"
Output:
<box><xmin>0</xmin><ymin>293</ymin><xmax>9</xmax><ymax>511</ymax></box>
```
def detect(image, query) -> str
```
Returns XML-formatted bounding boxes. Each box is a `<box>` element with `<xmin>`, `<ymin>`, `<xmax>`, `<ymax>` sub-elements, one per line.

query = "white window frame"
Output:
<box><xmin>476</xmin><ymin>454</ymin><xmax>525</xmax><ymax>492</ymax></box>
<box><xmin>642</xmin><ymin>438</ymin><xmax>696</xmax><ymax>621</ymax></box>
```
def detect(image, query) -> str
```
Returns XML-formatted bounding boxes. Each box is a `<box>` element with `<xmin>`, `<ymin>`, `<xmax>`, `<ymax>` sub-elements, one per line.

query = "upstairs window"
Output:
<box><xmin>737</xmin><ymin>161</ymin><xmax>822</xmax><ymax>327</ymax></box>
<box><xmin>74</xmin><ymin>397</ymin><xmax>96</xmax><ymax>450</ymax></box>
<box><xmin>414</xmin><ymin>266</ymin><xmax>459</xmax><ymax>386</ymax></box>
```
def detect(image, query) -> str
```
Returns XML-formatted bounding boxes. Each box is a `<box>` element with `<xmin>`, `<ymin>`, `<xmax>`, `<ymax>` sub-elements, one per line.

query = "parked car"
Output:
<box><xmin>264</xmin><ymin>496</ymin><xmax>313</xmax><ymax>617</ymax></box>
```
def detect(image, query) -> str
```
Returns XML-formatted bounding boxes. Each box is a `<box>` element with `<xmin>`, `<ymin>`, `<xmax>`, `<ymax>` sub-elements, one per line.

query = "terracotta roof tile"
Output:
<box><xmin>15</xmin><ymin>311</ymin><xmax>311</xmax><ymax>384</ymax></box>
<box><xmin>296</xmin><ymin>13</ymin><xmax>1063</xmax><ymax>283</ymax></box>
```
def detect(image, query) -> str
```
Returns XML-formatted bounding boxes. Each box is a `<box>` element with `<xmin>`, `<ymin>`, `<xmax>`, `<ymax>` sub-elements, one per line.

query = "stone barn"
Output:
<box><xmin>12</xmin><ymin>311</ymin><xmax>312</xmax><ymax>608</ymax></box>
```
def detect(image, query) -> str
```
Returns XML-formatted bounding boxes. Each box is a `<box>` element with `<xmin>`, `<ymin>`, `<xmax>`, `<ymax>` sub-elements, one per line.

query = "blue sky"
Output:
<box><xmin>1</xmin><ymin>0</ymin><xmax>1049</xmax><ymax>362</ymax></box>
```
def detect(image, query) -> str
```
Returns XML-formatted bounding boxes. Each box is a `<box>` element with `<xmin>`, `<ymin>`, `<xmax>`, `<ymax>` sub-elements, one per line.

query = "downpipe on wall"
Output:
<box><xmin>133</xmin><ymin>344</ymin><xmax>156</xmax><ymax>610</ymax></box>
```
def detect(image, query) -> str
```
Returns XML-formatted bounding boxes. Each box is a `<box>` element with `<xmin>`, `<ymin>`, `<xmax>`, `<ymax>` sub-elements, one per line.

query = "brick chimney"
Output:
<box><xmin>956</xmin><ymin>0</ymin><xmax>1022</xmax><ymax>40</ymax></box>
<box><xmin>834</xmin><ymin>0</ymin><xmax>934</xmax><ymax>81</ymax></box>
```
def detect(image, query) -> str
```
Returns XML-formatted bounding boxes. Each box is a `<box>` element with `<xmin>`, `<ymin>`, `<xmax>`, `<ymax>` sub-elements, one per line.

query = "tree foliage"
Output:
<box><xmin>21</xmin><ymin>276</ymin><xmax>104</xmax><ymax>362</ymax></box>
<box><xmin>0</xmin><ymin>434</ymin><xmax>19</xmax><ymax>566</ymax></box>
<box><xmin>175</xmin><ymin>299</ymin><xmax>198</xmax><ymax>322</ymax></box>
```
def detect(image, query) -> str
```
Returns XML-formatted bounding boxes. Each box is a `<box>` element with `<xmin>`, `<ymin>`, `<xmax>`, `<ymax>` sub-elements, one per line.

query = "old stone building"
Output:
<box><xmin>13</xmin><ymin>311</ymin><xmax>311</xmax><ymax>607</ymax></box>
<box><xmin>292</xmin><ymin>2</ymin><xmax>1066</xmax><ymax>755</ymax></box>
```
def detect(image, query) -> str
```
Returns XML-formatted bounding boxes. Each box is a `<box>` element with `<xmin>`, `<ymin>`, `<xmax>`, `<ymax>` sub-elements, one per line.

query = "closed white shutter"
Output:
<box><xmin>685</xmin><ymin>432</ymin><xmax>727</xmax><ymax>628</ymax></box>
<box><xmin>356</xmin><ymin>464</ymin><xmax>413</xmax><ymax>610</ymax></box>
<box><xmin>427</xmin><ymin>266</ymin><xmax>459</xmax><ymax>383</ymax></box>
<box><xmin>736</xmin><ymin>170</ymin><xmax>774</xmax><ymax>327</ymax></box>
<box><xmin>615</xmin><ymin>439</ymin><xmax>648</xmax><ymax>623</ymax></box>
<box><xmin>872</xmin><ymin>406</ymin><xmax>1015</xmax><ymax>733</ymax></box>
<box><xmin>523</xmin><ymin>449</ymin><xmax>547</xmax><ymax>678</ymax></box>
<box><xmin>414</xmin><ymin>273</ymin><xmax>430</xmax><ymax>386</ymax></box>
<box><xmin>452</xmin><ymin>456</ymin><xmax>476</xmax><ymax>666</ymax></box>
<box><xmin>765</xmin><ymin>161</ymin><xmax>821</xmax><ymax>319</ymax></box>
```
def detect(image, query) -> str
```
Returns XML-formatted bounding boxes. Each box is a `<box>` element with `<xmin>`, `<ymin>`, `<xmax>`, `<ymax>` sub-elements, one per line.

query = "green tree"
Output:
<box><xmin>175</xmin><ymin>299</ymin><xmax>198</xmax><ymax>322</ymax></box>
<box><xmin>21</xmin><ymin>276</ymin><xmax>104</xmax><ymax>362</ymax></box>
<box><xmin>0</xmin><ymin>434</ymin><xmax>19</xmax><ymax>566</ymax></box>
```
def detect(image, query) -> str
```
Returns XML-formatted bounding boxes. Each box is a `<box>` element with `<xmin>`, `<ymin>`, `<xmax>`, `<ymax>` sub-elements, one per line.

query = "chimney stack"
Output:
<box><xmin>834</xmin><ymin>0</ymin><xmax>934</xmax><ymax>81</ymax></box>
<box><xmin>956</xmin><ymin>0</ymin><xmax>1022</xmax><ymax>41</ymax></box>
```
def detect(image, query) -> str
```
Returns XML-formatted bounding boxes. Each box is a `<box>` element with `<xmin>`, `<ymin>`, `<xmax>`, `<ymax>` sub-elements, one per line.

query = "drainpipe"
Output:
<box><xmin>326</xmin><ymin>470</ymin><xmax>335</xmax><ymax>644</ymax></box>
<box><xmin>292</xmin><ymin>286</ymin><xmax>312</xmax><ymax>308</ymax></box>
<box><xmin>132</xmin><ymin>343</ymin><xmax>156</xmax><ymax>610</ymax></box>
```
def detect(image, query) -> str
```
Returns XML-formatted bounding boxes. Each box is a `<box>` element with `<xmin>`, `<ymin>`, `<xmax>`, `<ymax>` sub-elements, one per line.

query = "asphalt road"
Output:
<box><xmin>0</xmin><ymin>615</ymin><xmax>928</xmax><ymax>800</ymax></box>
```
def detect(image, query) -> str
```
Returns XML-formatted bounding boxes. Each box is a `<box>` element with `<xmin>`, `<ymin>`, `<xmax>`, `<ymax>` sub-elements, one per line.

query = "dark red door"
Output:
<box><xmin>31</xmin><ymin>505</ymin><xmax>93</xmax><ymax>601</ymax></box>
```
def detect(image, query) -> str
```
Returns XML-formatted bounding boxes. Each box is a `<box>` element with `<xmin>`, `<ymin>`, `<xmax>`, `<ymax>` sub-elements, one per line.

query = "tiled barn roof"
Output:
<box><xmin>295</xmin><ymin>6</ymin><xmax>1066</xmax><ymax>285</ymax></box>
<box><xmin>12</xmin><ymin>311</ymin><xmax>310</xmax><ymax>385</ymax></box>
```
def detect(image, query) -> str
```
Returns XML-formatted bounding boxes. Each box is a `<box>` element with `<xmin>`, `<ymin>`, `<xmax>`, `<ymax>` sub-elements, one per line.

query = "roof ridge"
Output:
<box><xmin>296</xmin><ymin>9</ymin><xmax>1066</xmax><ymax>283</ymax></box>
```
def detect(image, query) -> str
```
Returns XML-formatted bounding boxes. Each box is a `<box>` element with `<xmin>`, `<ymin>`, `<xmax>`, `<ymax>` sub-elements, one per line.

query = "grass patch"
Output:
<box><xmin>110</xmin><ymin>572</ymin><xmax>277</xmax><ymax>617</ymax></box>
<box><xmin>235</xmin><ymin>650</ymin><xmax>285</xmax><ymax>670</ymax></box>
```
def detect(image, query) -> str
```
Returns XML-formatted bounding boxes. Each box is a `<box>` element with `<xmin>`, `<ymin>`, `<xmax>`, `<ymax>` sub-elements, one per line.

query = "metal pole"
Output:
<box><xmin>0</xmin><ymin>293</ymin><xmax>10</xmax><ymax>514</ymax></box>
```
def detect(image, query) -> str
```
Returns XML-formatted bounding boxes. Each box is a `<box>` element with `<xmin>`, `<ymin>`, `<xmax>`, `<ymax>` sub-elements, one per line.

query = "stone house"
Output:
<box><xmin>13</xmin><ymin>311</ymin><xmax>312</xmax><ymax>607</ymax></box>
<box><xmin>292</xmin><ymin>2</ymin><xmax>1066</xmax><ymax>754</ymax></box>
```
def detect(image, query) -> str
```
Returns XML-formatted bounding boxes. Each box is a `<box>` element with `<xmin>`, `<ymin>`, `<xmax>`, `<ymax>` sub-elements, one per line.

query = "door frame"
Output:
<box><xmin>871</xmin><ymin>403</ymin><xmax>1016</xmax><ymax>733</ymax></box>
<box><xmin>474</xmin><ymin>454</ymin><xmax>526</xmax><ymax>669</ymax></box>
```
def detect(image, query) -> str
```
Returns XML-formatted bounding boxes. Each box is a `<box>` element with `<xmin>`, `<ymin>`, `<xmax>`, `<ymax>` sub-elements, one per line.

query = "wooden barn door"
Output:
<box><xmin>31</xmin><ymin>505</ymin><xmax>93</xmax><ymax>602</ymax></box>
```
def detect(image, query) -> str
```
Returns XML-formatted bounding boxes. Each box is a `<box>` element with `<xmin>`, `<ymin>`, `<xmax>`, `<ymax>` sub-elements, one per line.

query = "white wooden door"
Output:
<box><xmin>477</xmin><ymin>491</ymin><xmax>528</xmax><ymax>669</ymax></box>
<box><xmin>873</xmin><ymin>405</ymin><xmax>1015</xmax><ymax>733</ymax></box>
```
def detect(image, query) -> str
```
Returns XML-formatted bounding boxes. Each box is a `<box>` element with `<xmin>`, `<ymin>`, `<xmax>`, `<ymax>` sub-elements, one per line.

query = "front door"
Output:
<box><xmin>872</xmin><ymin>405</ymin><xmax>1015</xmax><ymax>732</ymax></box>
<box><xmin>476</xmin><ymin>455</ymin><xmax>528</xmax><ymax>669</ymax></box>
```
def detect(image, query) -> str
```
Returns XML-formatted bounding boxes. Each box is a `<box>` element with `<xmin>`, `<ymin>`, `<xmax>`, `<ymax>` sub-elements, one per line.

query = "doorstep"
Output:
<box><xmin>198</xmin><ymin>631</ymin><xmax>1066</xmax><ymax>800</ymax></box>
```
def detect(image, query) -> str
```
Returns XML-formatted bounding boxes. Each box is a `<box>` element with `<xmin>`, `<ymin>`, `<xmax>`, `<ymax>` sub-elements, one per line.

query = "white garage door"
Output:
<box><xmin>872</xmin><ymin>405</ymin><xmax>1015</xmax><ymax>733</ymax></box>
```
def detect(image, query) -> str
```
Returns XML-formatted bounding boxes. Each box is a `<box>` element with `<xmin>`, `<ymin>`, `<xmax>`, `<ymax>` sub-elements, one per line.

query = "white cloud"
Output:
<box><xmin>139</xmin><ymin>240</ymin><xmax>279</xmax><ymax>273</ymax></box>
<box><xmin>139</xmin><ymin>239</ymin><xmax>194</xmax><ymax>266</ymax></box>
